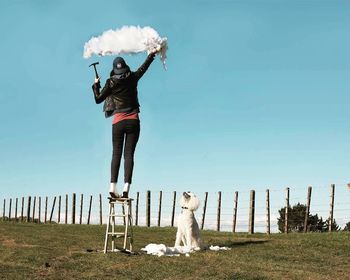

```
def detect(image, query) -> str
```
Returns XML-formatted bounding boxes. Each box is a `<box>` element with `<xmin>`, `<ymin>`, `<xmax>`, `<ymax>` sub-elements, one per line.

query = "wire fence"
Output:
<box><xmin>1</xmin><ymin>184</ymin><xmax>349</xmax><ymax>233</ymax></box>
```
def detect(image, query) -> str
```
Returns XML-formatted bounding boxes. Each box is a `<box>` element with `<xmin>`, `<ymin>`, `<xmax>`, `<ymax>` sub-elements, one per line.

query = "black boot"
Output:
<box><xmin>109</xmin><ymin>192</ymin><xmax>120</xmax><ymax>199</ymax></box>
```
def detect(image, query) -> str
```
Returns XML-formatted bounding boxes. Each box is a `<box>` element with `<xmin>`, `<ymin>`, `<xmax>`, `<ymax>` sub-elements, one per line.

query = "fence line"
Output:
<box><xmin>1</xmin><ymin>184</ymin><xmax>349</xmax><ymax>233</ymax></box>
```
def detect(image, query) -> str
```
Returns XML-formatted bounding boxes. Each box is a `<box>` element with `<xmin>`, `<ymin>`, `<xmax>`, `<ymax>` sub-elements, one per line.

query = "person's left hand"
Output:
<box><xmin>94</xmin><ymin>77</ymin><xmax>100</xmax><ymax>84</ymax></box>
<box><xmin>150</xmin><ymin>45</ymin><xmax>161</xmax><ymax>55</ymax></box>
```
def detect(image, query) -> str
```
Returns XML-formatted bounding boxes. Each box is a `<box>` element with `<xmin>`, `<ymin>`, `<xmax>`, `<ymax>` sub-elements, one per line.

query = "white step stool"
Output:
<box><xmin>103</xmin><ymin>197</ymin><xmax>134</xmax><ymax>254</ymax></box>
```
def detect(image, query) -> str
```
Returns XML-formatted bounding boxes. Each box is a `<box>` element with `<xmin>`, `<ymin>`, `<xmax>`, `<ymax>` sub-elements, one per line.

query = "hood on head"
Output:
<box><xmin>113</xmin><ymin>56</ymin><xmax>130</xmax><ymax>75</ymax></box>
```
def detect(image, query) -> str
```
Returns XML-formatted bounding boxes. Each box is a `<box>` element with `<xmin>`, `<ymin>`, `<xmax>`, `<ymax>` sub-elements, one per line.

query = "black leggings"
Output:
<box><xmin>111</xmin><ymin>119</ymin><xmax>140</xmax><ymax>184</ymax></box>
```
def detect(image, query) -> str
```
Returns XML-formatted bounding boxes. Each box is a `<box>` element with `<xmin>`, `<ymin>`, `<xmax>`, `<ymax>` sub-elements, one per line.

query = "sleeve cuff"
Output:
<box><xmin>92</xmin><ymin>82</ymin><xmax>101</xmax><ymax>89</ymax></box>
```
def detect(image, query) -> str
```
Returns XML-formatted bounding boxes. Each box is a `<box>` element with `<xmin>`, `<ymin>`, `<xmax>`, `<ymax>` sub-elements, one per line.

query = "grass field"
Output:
<box><xmin>0</xmin><ymin>222</ymin><xmax>349</xmax><ymax>280</ymax></box>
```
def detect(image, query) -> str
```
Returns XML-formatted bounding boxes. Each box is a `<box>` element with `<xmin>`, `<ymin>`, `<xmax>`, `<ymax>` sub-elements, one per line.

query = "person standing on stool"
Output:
<box><xmin>92</xmin><ymin>49</ymin><xmax>159</xmax><ymax>198</ymax></box>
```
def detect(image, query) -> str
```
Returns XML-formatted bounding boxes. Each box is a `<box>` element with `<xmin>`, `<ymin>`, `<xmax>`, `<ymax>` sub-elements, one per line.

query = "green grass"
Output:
<box><xmin>0</xmin><ymin>222</ymin><xmax>349</xmax><ymax>280</ymax></box>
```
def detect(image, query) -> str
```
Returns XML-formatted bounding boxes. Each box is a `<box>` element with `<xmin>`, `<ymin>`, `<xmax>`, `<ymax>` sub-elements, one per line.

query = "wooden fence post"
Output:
<box><xmin>79</xmin><ymin>194</ymin><xmax>83</xmax><ymax>225</ymax></box>
<box><xmin>266</xmin><ymin>189</ymin><xmax>270</xmax><ymax>235</ymax></box>
<box><xmin>15</xmin><ymin>198</ymin><xmax>18</xmax><ymax>221</ymax></box>
<box><xmin>157</xmin><ymin>191</ymin><xmax>162</xmax><ymax>227</ymax></box>
<box><xmin>65</xmin><ymin>194</ymin><xmax>68</xmax><ymax>224</ymax></box>
<box><xmin>44</xmin><ymin>196</ymin><xmax>48</xmax><ymax>223</ymax></box>
<box><xmin>72</xmin><ymin>193</ymin><xmax>76</xmax><ymax>224</ymax></box>
<box><xmin>304</xmin><ymin>186</ymin><xmax>312</xmax><ymax>233</ymax></box>
<box><xmin>49</xmin><ymin>197</ymin><xmax>56</xmax><ymax>223</ymax></box>
<box><xmin>329</xmin><ymin>184</ymin><xmax>335</xmax><ymax>232</ymax></box>
<box><xmin>87</xmin><ymin>195</ymin><xmax>92</xmax><ymax>225</ymax></box>
<box><xmin>58</xmin><ymin>196</ymin><xmax>61</xmax><ymax>224</ymax></box>
<box><xmin>9</xmin><ymin>198</ymin><xmax>12</xmax><ymax>221</ymax></box>
<box><xmin>201</xmin><ymin>192</ymin><xmax>208</xmax><ymax>230</ymax></box>
<box><xmin>2</xmin><ymin>199</ymin><xmax>5</xmax><ymax>220</ymax></box>
<box><xmin>232</xmin><ymin>191</ymin><xmax>238</xmax><ymax>233</ymax></box>
<box><xmin>171</xmin><ymin>191</ymin><xmax>176</xmax><ymax>227</ymax></box>
<box><xmin>32</xmin><ymin>197</ymin><xmax>37</xmax><ymax>222</ymax></box>
<box><xmin>146</xmin><ymin>190</ymin><xmax>151</xmax><ymax>227</ymax></box>
<box><xmin>135</xmin><ymin>192</ymin><xmax>139</xmax><ymax>226</ymax></box>
<box><xmin>21</xmin><ymin>197</ymin><xmax>24</xmax><ymax>222</ymax></box>
<box><xmin>217</xmin><ymin>191</ymin><xmax>222</xmax><ymax>231</ymax></box>
<box><xmin>27</xmin><ymin>196</ymin><xmax>31</xmax><ymax>222</ymax></box>
<box><xmin>99</xmin><ymin>194</ymin><xmax>102</xmax><ymax>225</ymax></box>
<box><xmin>248</xmin><ymin>190</ymin><xmax>255</xmax><ymax>234</ymax></box>
<box><xmin>38</xmin><ymin>197</ymin><xmax>41</xmax><ymax>223</ymax></box>
<box><xmin>284</xmin><ymin>188</ymin><xmax>290</xmax><ymax>234</ymax></box>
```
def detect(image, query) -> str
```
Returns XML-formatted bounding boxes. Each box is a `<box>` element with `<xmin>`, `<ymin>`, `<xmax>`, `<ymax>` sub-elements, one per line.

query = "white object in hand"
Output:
<box><xmin>83</xmin><ymin>25</ymin><xmax>168</xmax><ymax>69</ymax></box>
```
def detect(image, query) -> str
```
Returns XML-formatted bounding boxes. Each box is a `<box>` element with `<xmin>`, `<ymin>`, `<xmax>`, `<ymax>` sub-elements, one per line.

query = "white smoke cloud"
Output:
<box><xmin>83</xmin><ymin>25</ymin><xmax>168</xmax><ymax>69</ymax></box>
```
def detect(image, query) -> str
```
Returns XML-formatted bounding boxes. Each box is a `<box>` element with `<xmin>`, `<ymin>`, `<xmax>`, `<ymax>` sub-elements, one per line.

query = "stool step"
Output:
<box><xmin>107</xmin><ymin>232</ymin><xmax>131</xmax><ymax>237</ymax></box>
<box><xmin>108</xmin><ymin>197</ymin><xmax>134</xmax><ymax>202</ymax></box>
<box><xmin>108</xmin><ymin>214</ymin><xmax>128</xmax><ymax>217</ymax></box>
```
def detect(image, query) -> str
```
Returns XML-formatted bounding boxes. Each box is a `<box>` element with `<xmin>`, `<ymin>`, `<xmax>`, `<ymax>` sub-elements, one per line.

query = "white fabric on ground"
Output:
<box><xmin>209</xmin><ymin>245</ymin><xmax>231</xmax><ymax>251</ymax></box>
<box><xmin>141</xmin><ymin>244</ymin><xmax>194</xmax><ymax>257</ymax></box>
<box><xmin>141</xmin><ymin>244</ymin><xmax>231</xmax><ymax>257</ymax></box>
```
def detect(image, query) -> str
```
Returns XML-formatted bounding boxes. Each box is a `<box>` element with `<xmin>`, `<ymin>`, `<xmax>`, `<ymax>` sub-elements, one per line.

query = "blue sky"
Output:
<box><xmin>0</xmin><ymin>0</ymin><xmax>349</xmax><ymax>226</ymax></box>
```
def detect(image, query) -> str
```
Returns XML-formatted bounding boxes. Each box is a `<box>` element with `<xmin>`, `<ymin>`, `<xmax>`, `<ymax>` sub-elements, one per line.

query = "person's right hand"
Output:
<box><xmin>94</xmin><ymin>77</ymin><xmax>100</xmax><ymax>84</ymax></box>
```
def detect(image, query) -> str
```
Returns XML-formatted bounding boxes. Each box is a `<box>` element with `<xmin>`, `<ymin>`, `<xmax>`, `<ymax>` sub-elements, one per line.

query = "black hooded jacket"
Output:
<box><xmin>92</xmin><ymin>53</ymin><xmax>155</xmax><ymax>118</ymax></box>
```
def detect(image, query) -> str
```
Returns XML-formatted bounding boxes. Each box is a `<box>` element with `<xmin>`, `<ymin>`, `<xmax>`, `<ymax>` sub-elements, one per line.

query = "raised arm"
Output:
<box><xmin>134</xmin><ymin>53</ymin><xmax>156</xmax><ymax>81</ymax></box>
<box><xmin>92</xmin><ymin>79</ymin><xmax>112</xmax><ymax>104</ymax></box>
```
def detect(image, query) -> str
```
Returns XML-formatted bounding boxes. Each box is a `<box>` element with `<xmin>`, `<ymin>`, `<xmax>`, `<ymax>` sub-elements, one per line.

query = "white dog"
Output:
<box><xmin>175</xmin><ymin>192</ymin><xmax>202</xmax><ymax>249</ymax></box>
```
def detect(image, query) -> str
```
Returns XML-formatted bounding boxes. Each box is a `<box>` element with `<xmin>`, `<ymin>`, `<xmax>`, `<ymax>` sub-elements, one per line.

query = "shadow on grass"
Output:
<box><xmin>212</xmin><ymin>239</ymin><xmax>269</xmax><ymax>248</ymax></box>
<box><xmin>229</xmin><ymin>272</ymin><xmax>269</xmax><ymax>280</ymax></box>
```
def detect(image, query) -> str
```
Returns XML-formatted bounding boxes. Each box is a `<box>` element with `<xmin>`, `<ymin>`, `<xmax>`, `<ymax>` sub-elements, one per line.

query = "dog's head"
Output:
<box><xmin>180</xmin><ymin>191</ymin><xmax>200</xmax><ymax>211</ymax></box>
